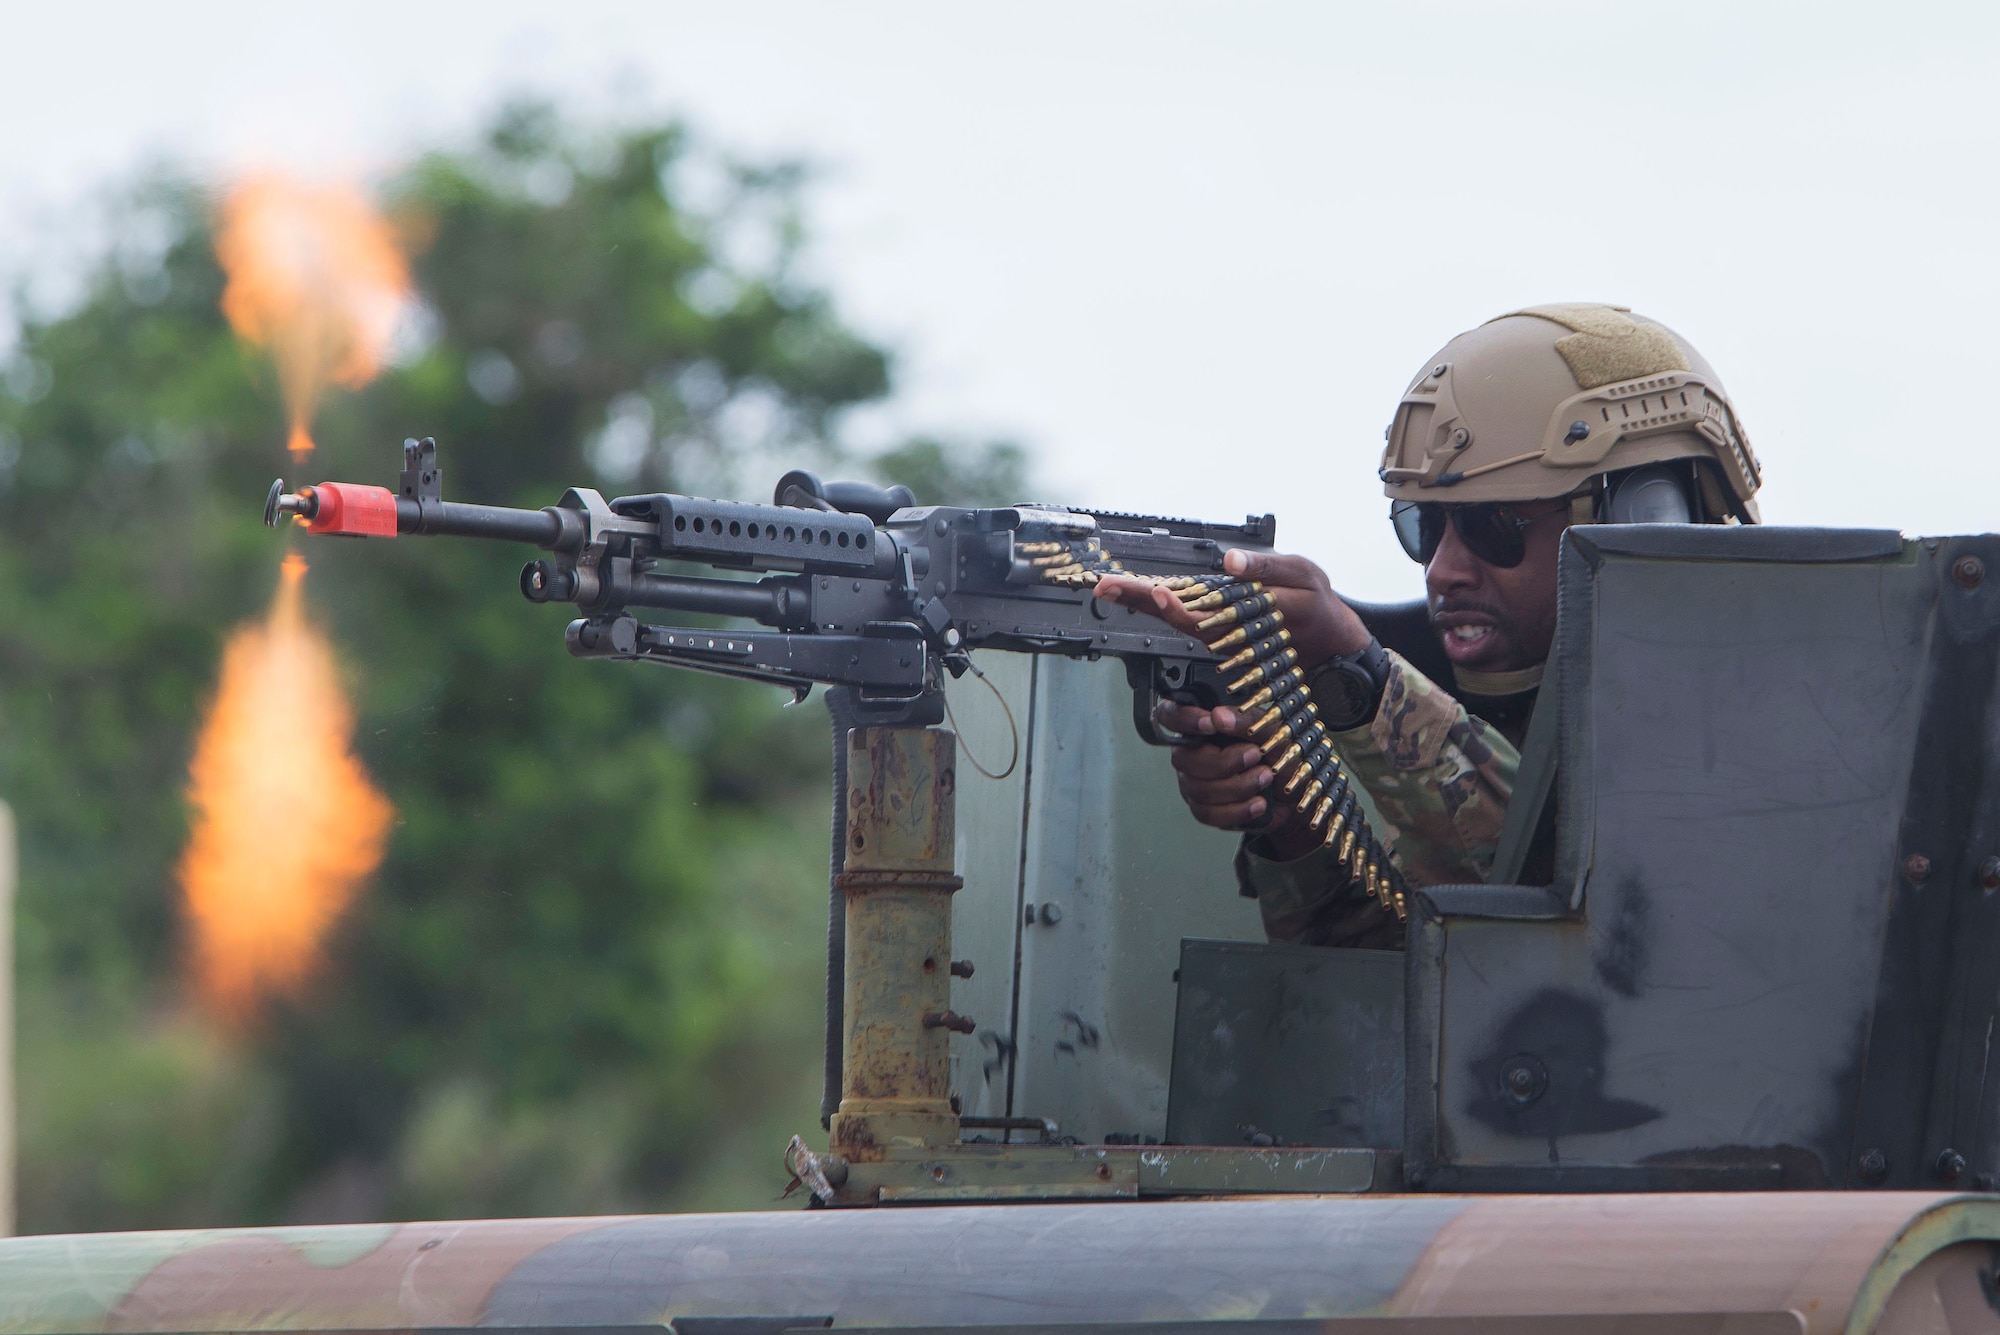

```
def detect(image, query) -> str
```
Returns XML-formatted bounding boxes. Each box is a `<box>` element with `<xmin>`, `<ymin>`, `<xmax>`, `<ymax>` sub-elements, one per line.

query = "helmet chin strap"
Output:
<box><xmin>1453</xmin><ymin>662</ymin><xmax>1545</xmax><ymax>696</ymax></box>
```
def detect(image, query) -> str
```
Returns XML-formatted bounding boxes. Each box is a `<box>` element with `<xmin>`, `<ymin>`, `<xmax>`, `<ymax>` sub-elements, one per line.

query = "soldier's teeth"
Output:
<box><xmin>1447</xmin><ymin>625</ymin><xmax>1490</xmax><ymax>643</ymax></box>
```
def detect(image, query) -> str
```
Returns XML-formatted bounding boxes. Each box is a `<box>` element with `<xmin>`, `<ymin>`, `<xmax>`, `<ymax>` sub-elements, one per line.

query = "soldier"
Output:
<box><xmin>1096</xmin><ymin>303</ymin><xmax>1762</xmax><ymax>947</ymax></box>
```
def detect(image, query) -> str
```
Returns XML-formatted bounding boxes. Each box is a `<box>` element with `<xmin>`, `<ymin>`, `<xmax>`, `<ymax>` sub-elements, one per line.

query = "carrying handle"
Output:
<box><xmin>774</xmin><ymin>469</ymin><xmax>915</xmax><ymax>523</ymax></box>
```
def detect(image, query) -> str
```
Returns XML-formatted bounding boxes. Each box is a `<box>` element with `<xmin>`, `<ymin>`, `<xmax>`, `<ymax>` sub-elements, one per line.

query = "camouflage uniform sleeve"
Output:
<box><xmin>1335</xmin><ymin>648</ymin><xmax>1518</xmax><ymax>887</ymax></box>
<box><xmin>1233</xmin><ymin>649</ymin><xmax>1518</xmax><ymax>948</ymax></box>
<box><xmin>1235</xmin><ymin>838</ymin><xmax>1407</xmax><ymax>949</ymax></box>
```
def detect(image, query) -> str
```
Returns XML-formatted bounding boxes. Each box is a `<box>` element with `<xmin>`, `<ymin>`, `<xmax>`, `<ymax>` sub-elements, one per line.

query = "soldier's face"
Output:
<box><xmin>1424</xmin><ymin>505</ymin><xmax>1568</xmax><ymax>673</ymax></box>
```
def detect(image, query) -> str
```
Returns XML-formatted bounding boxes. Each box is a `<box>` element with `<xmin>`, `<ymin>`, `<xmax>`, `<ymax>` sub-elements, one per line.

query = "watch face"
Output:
<box><xmin>1323</xmin><ymin>660</ymin><xmax>1377</xmax><ymax>730</ymax></box>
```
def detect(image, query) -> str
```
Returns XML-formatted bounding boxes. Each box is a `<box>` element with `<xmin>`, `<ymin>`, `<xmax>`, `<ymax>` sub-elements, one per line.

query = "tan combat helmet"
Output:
<box><xmin>1379</xmin><ymin>304</ymin><xmax>1762</xmax><ymax>524</ymax></box>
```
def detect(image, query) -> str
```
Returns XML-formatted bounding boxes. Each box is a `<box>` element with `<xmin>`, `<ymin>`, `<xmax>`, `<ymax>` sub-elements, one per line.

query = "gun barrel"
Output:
<box><xmin>403</xmin><ymin>498</ymin><xmax>564</xmax><ymax>547</ymax></box>
<box><xmin>268</xmin><ymin>478</ymin><xmax>568</xmax><ymax>548</ymax></box>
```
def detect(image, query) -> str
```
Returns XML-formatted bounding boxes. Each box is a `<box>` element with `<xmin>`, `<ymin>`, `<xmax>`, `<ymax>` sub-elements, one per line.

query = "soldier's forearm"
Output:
<box><xmin>1341</xmin><ymin>651</ymin><xmax>1520</xmax><ymax>886</ymax></box>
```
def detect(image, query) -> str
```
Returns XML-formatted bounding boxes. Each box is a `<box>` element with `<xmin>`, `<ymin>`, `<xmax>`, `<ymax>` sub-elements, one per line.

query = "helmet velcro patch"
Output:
<box><xmin>1504</xmin><ymin>303</ymin><xmax>1690</xmax><ymax>390</ymax></box>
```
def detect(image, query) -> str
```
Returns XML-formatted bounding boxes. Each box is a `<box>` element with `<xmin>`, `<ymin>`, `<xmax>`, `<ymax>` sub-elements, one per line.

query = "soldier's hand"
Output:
<box><xmin>1095</xmin><ymin>548</ymin><xmax>1372</xmax><ymax>672</ymax></box>
<box><xmin>1155</xmin><ymin>698</ymin><xmax>1275</xmax><ymax>826</ymax></box>
<box><xmin>1150</xmin><ymin>699</ymin><xmax>1320</xmax><ymax>859</ymax></box>
<box><xmin>1102</xmin><ymin>548</ymin><xmax>1365</xmax><ymax>861</ymax></box>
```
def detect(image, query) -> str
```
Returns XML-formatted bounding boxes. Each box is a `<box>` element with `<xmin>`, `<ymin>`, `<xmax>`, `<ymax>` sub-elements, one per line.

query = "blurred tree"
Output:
<box><xmin>873</xmin><ymin>436</ymin><xmax>1030</xmax><ymax>508</ymax></box>
<box><xmin>0</xmin><ymin>101</ymin><xmax>1030</xmax><ymax>1229</ymax></box>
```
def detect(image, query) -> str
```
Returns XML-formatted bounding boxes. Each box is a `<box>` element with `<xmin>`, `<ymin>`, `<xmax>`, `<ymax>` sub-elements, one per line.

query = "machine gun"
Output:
<box><xmin>266</xmin><ymin>437</ymin><xmax>1270</xmax><ymax>739</ymax></box>
<box><xmin>270</xmin><ymin>437</ymin><xmax>1408</xmax><ymax>916</ymax></box>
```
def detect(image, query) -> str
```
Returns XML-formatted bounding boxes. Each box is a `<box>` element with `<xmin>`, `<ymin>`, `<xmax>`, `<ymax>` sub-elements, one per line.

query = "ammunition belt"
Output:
<box><xmin>1026</xmin><ymin>540</ymin><xmax>1410</xmax><ymax>922</ymax></box>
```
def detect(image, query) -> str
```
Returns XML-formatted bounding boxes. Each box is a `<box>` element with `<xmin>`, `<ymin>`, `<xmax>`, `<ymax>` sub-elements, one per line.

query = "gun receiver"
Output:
<box><xmin>266</xmin><ymin>437</ymin><xmax>1275</xmax><ymax>733</ymax></box>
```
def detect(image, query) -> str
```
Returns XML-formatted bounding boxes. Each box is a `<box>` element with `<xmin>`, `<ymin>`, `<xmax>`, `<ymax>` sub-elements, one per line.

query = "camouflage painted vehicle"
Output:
<box><xmin>6</xmin><ymin>1193</ymin><xmax>2000</xmax><ymax>1335</ymax></box>
<box><xmin>10</xmin><ymin>490</ymin><xmax>2000</xmax><ymax>1332</ymax></box>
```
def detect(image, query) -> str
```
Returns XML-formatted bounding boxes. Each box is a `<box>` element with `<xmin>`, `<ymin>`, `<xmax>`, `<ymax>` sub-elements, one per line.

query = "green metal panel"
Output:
<box><xmin>956</xmin><ymin>656</ymin><xmax>1262</xmax><ymax>1142</ymax></box>
<box><xmin>941</xmin><ymin>653</ymin><xmax>1035</xmax><ymax>1125</ymax></box>
<box><xmin>1167</xmin><ymin>939</ymin><xmax>1403</xmax><ymax>1150</ymax></box>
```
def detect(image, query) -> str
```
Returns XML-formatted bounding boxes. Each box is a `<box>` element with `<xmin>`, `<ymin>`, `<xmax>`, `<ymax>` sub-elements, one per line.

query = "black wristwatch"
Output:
<box><xmin>1316</xmin><ymin>637</ymin><xmax>1391</xmax><ymax>730</ymax></box>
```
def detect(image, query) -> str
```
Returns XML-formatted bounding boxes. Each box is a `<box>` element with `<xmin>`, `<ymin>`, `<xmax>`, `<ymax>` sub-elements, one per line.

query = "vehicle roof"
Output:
<box><xmin>2</xmin><ymin>1192</ymin><xmax>1993</xmax><ymax>1335</ymax></box>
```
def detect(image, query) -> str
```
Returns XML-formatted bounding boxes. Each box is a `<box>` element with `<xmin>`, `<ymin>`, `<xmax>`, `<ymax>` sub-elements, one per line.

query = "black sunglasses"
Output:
<box><xmin>1389</xmin><ymin>499</ymin><xmax>1571</xmax><ymax>569</ymax></box>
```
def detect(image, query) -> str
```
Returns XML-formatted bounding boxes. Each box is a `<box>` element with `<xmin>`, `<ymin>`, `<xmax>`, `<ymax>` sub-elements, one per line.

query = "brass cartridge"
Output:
<box><xmin>1234</xmin><ymin>666</ymin><xmax>1306</xmax><ymax>713</ymax></box>
<box><xmin>1182</xmin><ymin>578</ymin><xmax>1261</xmax><ymax>608</ymax></box>
<box><xmin>1269</xmin><ymin>741</ymin><xmax>1303</xmax><ymax>778</ymax></box>
<box><xmin>1226</xmin><ymin>646</ymin><xmax>1300</xmax><ymax>695</ymax></box>
<box><xmin>1182</xmin><ymin>581</ymin><xmax>1236</xmax><ymax>608</ymax></box>
<box><xmin>1219</xmin><ymin>644</ymin><xmax>1258</xmax><ymax>675</ymax></box>
<box><xmin>1175</xmin><ymin>574</ymin><xmax>1226</xmax><ymax>594</ymax></box>
<box><xmin>1259</xmin><ymin>710</ymin><xmax>1320</xmax><ymax>757</ymax></box>
<box><xmin>1196</xmin><ymin>602</ymin><xmax>1244</xmax><ymax>633</ymax></box>
<box><xmin>1207</xmin><ymin>609</ymin><xmax>1284</xmax><ymax>651</ymax></box>
<box><xmin>1218</xmin><ymin>629</ymin><xmax>1292</xmax><ymax>674</ymax></box>
<box><xmin>1257</xmin><ymin>723</ymin><xmax>1295</xmax><ymax>759</ymax></box>
<box><xmin>1311</xmin><ymin>774</ymin><xmax>1346</xmax><ymax>821</ymax></box>
<box><xmin>1240</xmin><ymin>610</ymin><xmax>1285</xmax><ymax>641</ymax></box>
<box><xmin>1196</xmin><ymin>591</ymin><xmax>1276</xmax><ymax>633</ymax></box>
<box><xmin>1261</xmin><ymin>688</ymin><xmax>1310</xmax><ymax>722</ymax></box>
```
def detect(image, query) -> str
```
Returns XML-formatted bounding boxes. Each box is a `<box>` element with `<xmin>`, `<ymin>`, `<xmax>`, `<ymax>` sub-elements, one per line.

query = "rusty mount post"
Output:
<box><xmin>828</xmin><ymin>726</ymin><xmax>964</xmax><ymax>1157</ymax></box>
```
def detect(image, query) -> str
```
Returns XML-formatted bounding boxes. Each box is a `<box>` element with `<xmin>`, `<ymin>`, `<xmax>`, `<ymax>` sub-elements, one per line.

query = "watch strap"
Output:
<box><xmin>1315</xmin><ymin>636</ymin><xmax>1391</xmax><ymax>730</ymax></box>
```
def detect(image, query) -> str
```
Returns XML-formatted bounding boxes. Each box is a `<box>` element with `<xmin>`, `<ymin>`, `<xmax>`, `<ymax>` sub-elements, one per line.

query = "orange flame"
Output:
<box><xmin>214</xmin><ymin>174</ymin><xmax>411</xmax><ymax>459</ymax></box>
<box><xmin>178</xmin><ymin>554</ymin><xmax>394</xmax><ymax>1021</ymax></box>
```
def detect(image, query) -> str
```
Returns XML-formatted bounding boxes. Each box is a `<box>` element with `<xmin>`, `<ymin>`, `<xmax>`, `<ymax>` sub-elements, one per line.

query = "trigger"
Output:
<box><xmin>1133</xmin><ymin>679</ymin><xmax>1197</xmax><ymax>747</ymax></box>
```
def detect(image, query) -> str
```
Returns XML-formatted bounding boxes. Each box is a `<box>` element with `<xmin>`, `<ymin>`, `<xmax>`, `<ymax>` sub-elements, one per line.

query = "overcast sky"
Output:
<box><xmin>5</xmin><ymin>0</ymin><xmax>1994</xmax><ymax>599</ymax></box>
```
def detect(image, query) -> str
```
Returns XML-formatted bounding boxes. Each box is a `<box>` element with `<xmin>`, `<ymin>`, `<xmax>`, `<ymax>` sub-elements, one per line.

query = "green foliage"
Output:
<box><xmin>0</xmin><ymin>103</ymin><xmax>1027</xmax><ymax>1230</ymax></box>
<box><xmin>873</xmin><ymin>436</ymin><xmax>1031</xmax><ymax>507</ymax></box>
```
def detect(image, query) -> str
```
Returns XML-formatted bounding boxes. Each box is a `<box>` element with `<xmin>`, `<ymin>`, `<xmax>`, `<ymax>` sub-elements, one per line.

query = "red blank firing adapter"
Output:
<box><xmin>265</xmin><ymin>478</ymin><xmax>399</xmax><ymax>537</ymax></box>
<box><xmin>306</xmin><ymin>482</ymin><xmax>399</xmax><ymax>537</ymax></box>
